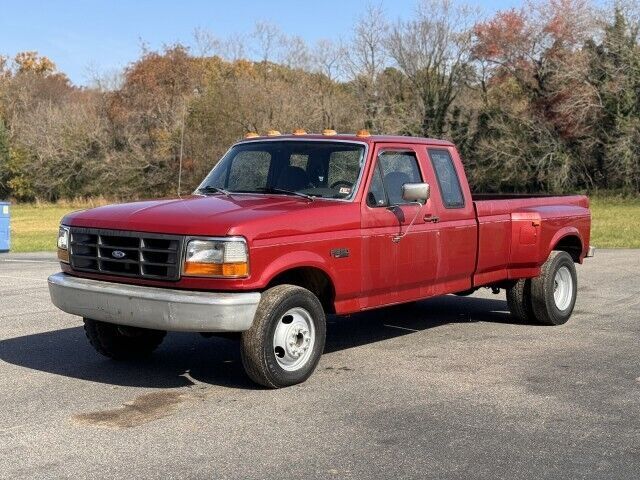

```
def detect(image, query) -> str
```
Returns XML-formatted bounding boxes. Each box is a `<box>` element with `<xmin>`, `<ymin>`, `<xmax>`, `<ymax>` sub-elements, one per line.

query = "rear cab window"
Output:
<box><xmin>427</xmin><ymin>149</ymin><xmax>464</xmax><ymax>209</ymax></box>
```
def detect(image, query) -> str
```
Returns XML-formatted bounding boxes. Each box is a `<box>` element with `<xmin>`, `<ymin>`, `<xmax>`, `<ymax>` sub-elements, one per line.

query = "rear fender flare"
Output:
<box><xmin>548</xmin><ymin>227</ymin><xmax>584</xmax><ymax>262</ymax></box>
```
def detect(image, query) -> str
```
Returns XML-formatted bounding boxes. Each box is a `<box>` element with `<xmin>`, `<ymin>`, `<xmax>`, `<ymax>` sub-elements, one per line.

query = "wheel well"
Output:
<box><xmin>266</xmin><ymin>267</ymin><xmax>336</xmax><ymax>314</ymax></box>
<box><xmin>553</xmin><ymin>235</ymin><xmax>582</xmax><ymax>262</ymax></box>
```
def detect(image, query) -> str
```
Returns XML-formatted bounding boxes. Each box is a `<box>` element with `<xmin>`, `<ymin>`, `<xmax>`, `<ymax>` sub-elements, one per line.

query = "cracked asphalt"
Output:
<box><xmin>0</xmin><ymin>250</ymin><xmax>638</xmax><ymax>479</ymax></box>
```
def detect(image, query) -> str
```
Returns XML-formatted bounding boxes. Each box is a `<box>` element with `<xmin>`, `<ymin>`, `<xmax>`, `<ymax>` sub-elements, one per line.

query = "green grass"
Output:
<box><xmin>6</xmin><ymin>196</ymin><xmax>640</xmax><ymax>253</ymax></box>
<box><xmin>9</xmin><ymin>201</ymin><xmax>104</xmax><ymax>253</ymax></box>
<box><xmin>589</xmin><ymin>196</ymin><xmax>640</xmax><ymax>248</ymax></box>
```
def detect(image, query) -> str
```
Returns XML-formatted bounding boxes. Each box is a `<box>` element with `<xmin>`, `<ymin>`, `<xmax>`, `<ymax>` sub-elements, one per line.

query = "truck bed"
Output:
<box><xmin>471</xmin><ymin>194</ymin><xmax>591</xmax><ymax>287</ymax></box>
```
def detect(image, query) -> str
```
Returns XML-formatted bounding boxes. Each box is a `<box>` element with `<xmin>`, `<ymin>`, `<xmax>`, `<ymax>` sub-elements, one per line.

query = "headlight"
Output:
<box><xmin>183</xmin><ymin>238</ymin><xmax>249</xmax><ymax>278</ymax></box>
<box><xmin>57</xmin><ymin>226</ymin><xmax>70</xmax><ymax>263</ymax></box>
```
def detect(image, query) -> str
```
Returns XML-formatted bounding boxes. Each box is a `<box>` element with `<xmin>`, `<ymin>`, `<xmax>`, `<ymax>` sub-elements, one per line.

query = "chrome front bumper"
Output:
<box><xmin>48</xmin><ymin>273</ymin><xmax>261</xmax><ymax>332</ymax></box>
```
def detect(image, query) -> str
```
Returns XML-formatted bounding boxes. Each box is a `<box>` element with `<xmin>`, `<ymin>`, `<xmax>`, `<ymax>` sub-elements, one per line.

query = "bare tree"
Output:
<box><xmin>312</xmin><ymin>39</ymin><xmax>344</xmax><ymax>81</ymax></box>
<box><xmin>193</xmin><ymin>28</ymin><xmax>247</xmax><ymax>61</ymax></box>
<box><xmin>387</xmin><ymin>0</ymin><xmax>475</xmax><ymax>137</ymax></box>
<box><xmin>252</xmin><ymin>21</ymin><xmax>284</xmax><ymax>63</ymax></box>
<box><xmin>281</xmin><ymin>35</ymin><xmax>311</xmax><ymax>70</ymax></box>
<box><xmin>344</xmin><ymin>3</ymin><xmax>389</xmax><ymax>131</ymax></box>
<box><xmin>193</xmin><ymin>27</ymin><xmax>220</xmax><ymax>57</ymax></box>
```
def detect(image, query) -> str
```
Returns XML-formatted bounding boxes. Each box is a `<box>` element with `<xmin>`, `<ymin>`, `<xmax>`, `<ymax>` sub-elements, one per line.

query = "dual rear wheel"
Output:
<box><xmin>506</xmin><ymin>251</ymin><xmax>578</xmax><ymax>325</ymax></box>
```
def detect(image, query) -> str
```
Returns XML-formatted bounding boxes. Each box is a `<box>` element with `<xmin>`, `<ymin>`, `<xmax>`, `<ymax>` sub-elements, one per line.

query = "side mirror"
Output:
<box><xmin>402</xmin><ymin>183</ymin><xmax>430</xmax><ymax>205</ymax></box>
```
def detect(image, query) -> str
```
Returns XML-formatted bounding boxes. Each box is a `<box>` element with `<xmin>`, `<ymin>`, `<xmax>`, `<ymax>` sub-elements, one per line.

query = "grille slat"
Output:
<box><xmin>95</xmin><ymin>257</ymin><xmax>139</xmax><ymax>264</ymax></box>
<box><xmin>140</xmin><ymin>261</ymin><xmax>178</xmax><ymax>266</ymax></box>
<box><xmin>69</xmin><ymin>227</ymin><xmax>183</xmax><ymax>281</ymax></box>
<box><xmin>93</xmin><ymin>245</ymin><xmax>140</xmax><ymax>251</ymax></box>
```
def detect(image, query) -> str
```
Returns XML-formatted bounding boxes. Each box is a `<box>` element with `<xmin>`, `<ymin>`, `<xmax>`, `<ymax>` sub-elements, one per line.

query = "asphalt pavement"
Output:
<box><xmin>0</xmin><ymin>250</ymin><xmax>638</xmax><ymax>479</ymax></box>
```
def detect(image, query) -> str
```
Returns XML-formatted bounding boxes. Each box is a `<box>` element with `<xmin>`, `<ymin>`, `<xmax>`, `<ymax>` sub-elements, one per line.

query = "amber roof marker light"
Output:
<box><xmin>292</xmin><ymin>128</ymin><xmax>307</xmax><ymax>135</ymax></box>
<box><xmin>322</xmin><ymin>129</ymin><xmax>337</xmax><ymax>136</ymax></box>
<box><xmin>356</xmin><ymin>129</ymin><xmax>371</xmax><ymax>137</ymax></box>
<box><xmin>266</xmin><ymin>130</ymin><xmax>281</xmax><ymax>136</ymax></box>
<box><xmin>244</xmin><ymin>132</ymin><xmax>259</xmax><ymax>139</ymax></box>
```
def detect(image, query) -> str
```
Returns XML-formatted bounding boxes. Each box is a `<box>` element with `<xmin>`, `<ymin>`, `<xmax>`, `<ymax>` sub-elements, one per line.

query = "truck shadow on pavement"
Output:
<box><xmin>0</xmin><ymin>295</ymin><xmax>515</xmax><ymax>390</ymax></box>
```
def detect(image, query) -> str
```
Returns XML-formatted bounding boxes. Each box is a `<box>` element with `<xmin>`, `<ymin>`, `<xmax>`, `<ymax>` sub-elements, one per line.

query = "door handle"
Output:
<box><xmin>423</xmin><ymin>214</ymin><xmax>439</xmax><ymax>223</ymax></box>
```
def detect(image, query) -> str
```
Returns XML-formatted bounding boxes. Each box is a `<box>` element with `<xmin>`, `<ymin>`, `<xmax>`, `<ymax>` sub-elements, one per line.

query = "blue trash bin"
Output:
<box><xmin>0</xmin><ymin>202</ymin><xmax>10</xmax><ymax>252</ymax></box>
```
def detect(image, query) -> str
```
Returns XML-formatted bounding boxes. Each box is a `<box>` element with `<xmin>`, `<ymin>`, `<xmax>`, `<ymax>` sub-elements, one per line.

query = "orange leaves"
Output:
<box><xmin>14</xmin><ymin>51</ymin><xmax>56</xmax><ymax>75</ymax></box>
<box><xmin>473</xmin><ymin>10</ymin><xmax>528</xmax><ymax>61</ymax></box>
<box><xmin>541</xmin><ymin>0</ymin><xmax>592</xmax><ymax>47</ymax></box>
<box><xmin>473</xmin><ymin>0</ymin><xmax>592</xmax><ymax>66</ymax></box>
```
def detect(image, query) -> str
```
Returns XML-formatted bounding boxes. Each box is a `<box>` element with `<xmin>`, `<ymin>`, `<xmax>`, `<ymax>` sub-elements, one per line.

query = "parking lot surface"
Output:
<box><xmin>0</xmin><ymin>250</ymin><xmax>638</xmax><ymax>479</ymax></box>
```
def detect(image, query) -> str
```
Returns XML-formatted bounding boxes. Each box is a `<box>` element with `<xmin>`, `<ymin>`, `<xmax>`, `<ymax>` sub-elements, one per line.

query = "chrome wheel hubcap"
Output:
<box><xmin>553</xmin><ymin>266</ymin><xmax>573</xmax><ymax>311</ymax></box>
<box><xmin>273</xmin><ymin>307</ymin><xmax>315</xmax><ymax>371</ymax></box>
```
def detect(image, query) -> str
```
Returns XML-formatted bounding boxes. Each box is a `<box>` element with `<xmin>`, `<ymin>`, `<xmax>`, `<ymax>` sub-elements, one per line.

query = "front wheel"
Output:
<box><xmin>83</xmin><ymin>318</ymin><xmax>166</xmax><ymax>359</ymax></box>
<box><xmin>529</xmin><ymin>251</ymin><xmax>578</xmax><ymax>325</ymax></box>
<box><xmin>240</xmin><ymin>285</ymin><xmax>326</xmax><ymax>388</ymax></box>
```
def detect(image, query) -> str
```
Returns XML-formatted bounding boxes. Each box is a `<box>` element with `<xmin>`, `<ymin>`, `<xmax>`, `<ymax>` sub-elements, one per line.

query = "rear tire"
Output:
<box><xmin>506</xmin><ymin>279</ymin><xmax>535</xmax><ymax>323</ymax></box>
<box><xmin>530</xmin><ymin>251</ymin><xmax>577</xmax><ymax>325</ymax></box>
<box><xmin>240</xmin><ymin>285</ymin><xmax>326</xmax><ymax>388</ymax></box>
<box><xmin>83</xmin><ymin>318</ymin><xmax>166</xmax><ymax>360</ymax></box>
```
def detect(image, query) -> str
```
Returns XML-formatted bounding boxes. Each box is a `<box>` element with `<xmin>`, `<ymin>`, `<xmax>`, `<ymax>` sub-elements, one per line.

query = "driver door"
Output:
<box><xmin>360</xmin><ymin>144</ymin><xmax>434</xmax><ymax>308</ymax></box>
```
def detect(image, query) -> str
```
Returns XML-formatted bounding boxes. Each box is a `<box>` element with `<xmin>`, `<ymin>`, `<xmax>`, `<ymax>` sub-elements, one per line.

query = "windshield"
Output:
<box><xmin>197</xmin><ymin>141</ymin><xmax>366</xmax><ymax>200</ymax></box>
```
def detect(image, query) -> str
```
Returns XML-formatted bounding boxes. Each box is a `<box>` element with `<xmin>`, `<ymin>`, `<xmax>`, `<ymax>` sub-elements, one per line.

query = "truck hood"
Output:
<box><xmin>63</xmin><ymin>194</ymin><xmax>360</xmax><ymax>241</ymax></box>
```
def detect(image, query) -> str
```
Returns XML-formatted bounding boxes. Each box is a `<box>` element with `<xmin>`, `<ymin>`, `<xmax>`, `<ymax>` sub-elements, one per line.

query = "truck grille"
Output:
<box><xmin>69</xmin><ymin>227</ymin><xmax>183</xmax><ymax>281</ymax></box>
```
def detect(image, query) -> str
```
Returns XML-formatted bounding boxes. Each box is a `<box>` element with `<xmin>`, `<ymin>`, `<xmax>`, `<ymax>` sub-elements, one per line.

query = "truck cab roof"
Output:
<box><xmin>236</xmin><ymin>133</ymin><xmax>455</xmax><ymax>147</ymax></box>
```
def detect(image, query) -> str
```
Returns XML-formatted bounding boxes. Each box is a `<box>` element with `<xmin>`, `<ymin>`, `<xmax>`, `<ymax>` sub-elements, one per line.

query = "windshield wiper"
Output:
<box><xmin>197</xmin><ymin>185</ymin><xmax>232</xmax><ymax>197</ymax></box>
<box><xmin>256</xmin><ymin>187</ymin><xmax>315</xmax><ymax>202</ymax></box>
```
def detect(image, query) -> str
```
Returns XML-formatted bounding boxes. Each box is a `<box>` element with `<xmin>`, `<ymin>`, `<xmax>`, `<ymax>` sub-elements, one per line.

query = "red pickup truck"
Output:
<box><xmin>49</xmin><ymin>132</ymin><xmax>593</xmax><ymax>388</ymax></box>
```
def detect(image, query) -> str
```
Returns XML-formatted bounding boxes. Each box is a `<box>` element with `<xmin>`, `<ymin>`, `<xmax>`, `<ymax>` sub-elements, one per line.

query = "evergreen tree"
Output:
<box><xmin>590</xmin><ymin>8</ymin><xmax>640</xmax><ymax>192</ymax></box>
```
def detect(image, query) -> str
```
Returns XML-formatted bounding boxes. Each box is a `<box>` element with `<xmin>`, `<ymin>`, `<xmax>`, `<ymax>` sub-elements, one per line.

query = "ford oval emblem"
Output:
<box><xmin>112</xmin><ymin>250</ymin><xmax>126</xmax><ymax>259</ymax></box>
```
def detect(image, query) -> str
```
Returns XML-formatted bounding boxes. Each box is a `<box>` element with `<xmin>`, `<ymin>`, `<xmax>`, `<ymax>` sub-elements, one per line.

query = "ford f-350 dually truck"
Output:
<box><xmin>49</xmin><ymin>131</ymin><xmax>593</xmax><ymax>388</ymax></box>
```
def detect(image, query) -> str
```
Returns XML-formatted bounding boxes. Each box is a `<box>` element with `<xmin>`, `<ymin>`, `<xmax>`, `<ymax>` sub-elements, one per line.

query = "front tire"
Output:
<box><xmin>240</xmin><ymin>285</ymin><xmax>326</xmax><ymax>388</ymax></box>
<box><xmin>83</xmin><ymin>318</ymin><xmax>166</xmax><ymax>360</ymax></box>
<box><xmin>530</xmin><ymin>251</ymin><xmax>578</xmax><ymax>325</ymax></box>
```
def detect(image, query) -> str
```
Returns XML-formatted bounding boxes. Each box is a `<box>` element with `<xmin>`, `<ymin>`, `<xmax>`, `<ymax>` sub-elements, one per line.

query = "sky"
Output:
<box><xmin>0</xmin><ymin>0</ymin><xmax>523</xmax><ymax>86</ymax></box>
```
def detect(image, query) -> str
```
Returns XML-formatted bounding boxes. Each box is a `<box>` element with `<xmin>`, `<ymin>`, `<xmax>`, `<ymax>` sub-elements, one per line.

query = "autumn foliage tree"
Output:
<box><xmin>0</xmin><ymin>0</ymin><xmax>638</xmax><ymax>201</ymax></box>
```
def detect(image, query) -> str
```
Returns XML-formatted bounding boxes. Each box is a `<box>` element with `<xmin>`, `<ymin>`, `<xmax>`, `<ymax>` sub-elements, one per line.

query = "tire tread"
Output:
<box><xmin>83</xmin><ymin>319</ymin><xmax>165</xmax><ymax>360</ymax></box>
<box><xmin>240</xmin><ymin>284</ymin><xmax>326</xmax><ymax>388</ymax></box>
<box><xmin>506</xmin><ymin>279</ymin><xmax>534</xmax><ymax>323</ymax></box>
<box><xmin>530</xmin><ymin>251</ymin><xmax>577</xmax><ymax>326</ymax></box>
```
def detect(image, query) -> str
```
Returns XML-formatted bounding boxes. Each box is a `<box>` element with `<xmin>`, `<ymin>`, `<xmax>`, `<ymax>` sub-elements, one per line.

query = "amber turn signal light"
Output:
<box><xmin>57</xmin><ymin>248</ymin><xmax>70</xmax><ymax>263</ymax></box>
<box><xmin>183</xmin><ymin>262</ymin><xmax>249</xmax><ymax>277</ymax></box>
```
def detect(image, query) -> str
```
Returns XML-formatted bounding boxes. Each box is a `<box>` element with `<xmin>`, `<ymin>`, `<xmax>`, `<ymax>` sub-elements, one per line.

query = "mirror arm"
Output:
<box><xmin>392</xmin><ymin>201</ymin><xmax>425</xmax><ymax>243</ymax></box>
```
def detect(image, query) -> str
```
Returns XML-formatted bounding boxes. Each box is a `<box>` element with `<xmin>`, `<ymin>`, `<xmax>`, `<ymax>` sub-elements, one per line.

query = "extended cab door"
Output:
<box><xmin>420</xmin><ymin>146</ymin><xmax>477</xmax><ymax>293</ymax></box>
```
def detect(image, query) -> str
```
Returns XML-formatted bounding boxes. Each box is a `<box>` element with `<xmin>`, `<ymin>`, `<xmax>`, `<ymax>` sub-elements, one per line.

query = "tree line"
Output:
<box><xmin>0</xmin><ymin>0</ymin><xmax>639</xmax><ymax>202</ymax></box>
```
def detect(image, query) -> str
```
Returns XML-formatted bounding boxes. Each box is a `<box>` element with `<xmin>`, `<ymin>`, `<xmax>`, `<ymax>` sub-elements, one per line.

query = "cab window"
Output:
<box><xmin>366</xmin><ymin>165</ymin><xmax>387</xmax><ymax>207</ymax></box>
<box><xmin>427</xmin><ymin>149</ymin><xmax>464</xmax><ymax>208</ymax></box>
<box><xmin>367</xmin><ymin>151</ymin><xmax>422</xmax><ymax>207</ymax></box>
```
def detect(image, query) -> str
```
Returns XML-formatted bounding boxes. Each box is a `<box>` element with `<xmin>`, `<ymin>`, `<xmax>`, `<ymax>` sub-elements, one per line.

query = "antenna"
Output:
<box><xmin>177</xmin><ymin>100</ymin><xmax>186</xmax><ymax>198</ymax></box>
<box><xmin>177</xmin><ymin>88</ymin><xmax>199</xmax><ymax>198</ymax></box>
